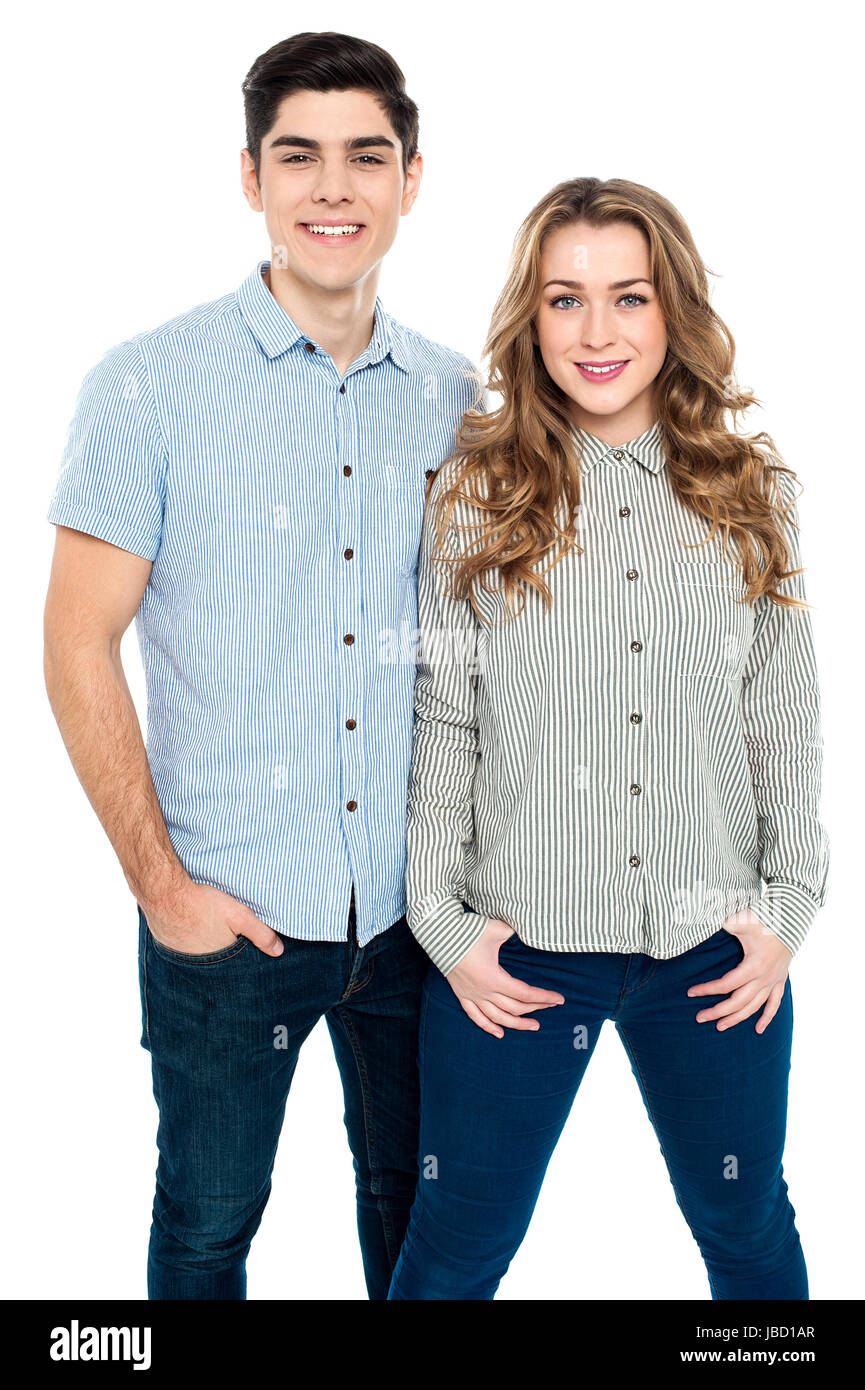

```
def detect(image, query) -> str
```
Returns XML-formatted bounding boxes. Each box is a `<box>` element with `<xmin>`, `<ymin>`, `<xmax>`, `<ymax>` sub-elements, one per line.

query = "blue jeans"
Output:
<box><xmin>138</xmin><ymin>891</ymin><xmax>428</xmax><ymax>1299</ymax></box>
<box><xmin>388</xmin><ymin>926</ymin><xmax>807</xmax><ymax>1300</ymax></box>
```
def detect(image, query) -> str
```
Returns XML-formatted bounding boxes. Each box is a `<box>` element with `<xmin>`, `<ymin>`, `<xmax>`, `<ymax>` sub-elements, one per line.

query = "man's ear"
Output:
<box><xmin>240</xmin><ymin>148</ymin><xmax>263</xmax><ymax>213</ymax></box>
<box><xmin>400</xmin><ymin>150</ymin><xmax>423</xmax><ymax>217</ymax></box>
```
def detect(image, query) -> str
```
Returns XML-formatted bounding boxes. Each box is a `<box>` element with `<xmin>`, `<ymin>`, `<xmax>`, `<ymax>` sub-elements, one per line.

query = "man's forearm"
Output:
<box><xmin>44</xmin><ymin>639</ymin><xmax>190</xmax><ymax>915</ymax></box>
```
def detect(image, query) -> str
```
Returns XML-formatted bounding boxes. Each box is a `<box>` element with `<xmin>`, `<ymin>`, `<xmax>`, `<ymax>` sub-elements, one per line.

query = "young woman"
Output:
<box><xmin>387</xmin><ymin>177</ymin><xmax>829</xmax><ymax>1301</ymax></box>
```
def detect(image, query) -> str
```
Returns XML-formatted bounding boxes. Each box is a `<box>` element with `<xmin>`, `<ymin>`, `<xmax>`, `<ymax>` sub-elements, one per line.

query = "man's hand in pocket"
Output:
<box><xmin>141</xmin><ymin>881</ymin><xmax>285</xmax><ymax>957</ymax></box>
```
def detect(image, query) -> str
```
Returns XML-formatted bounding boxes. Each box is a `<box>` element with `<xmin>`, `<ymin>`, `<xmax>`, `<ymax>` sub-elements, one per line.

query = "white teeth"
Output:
<box><xmin>305</xmin><ymin>224</ymin><xmax>361</xmax><ymax>236</ymax></box>
<box><xmin>580</xmin><ymin>362</ymin><xmax>625</xmax><ymax>374</ymax></box>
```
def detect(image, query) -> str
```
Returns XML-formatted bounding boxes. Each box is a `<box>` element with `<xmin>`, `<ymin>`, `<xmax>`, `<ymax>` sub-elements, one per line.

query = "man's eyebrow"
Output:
<box><xmin>542</xmin><ymin>278</ymin><xmax>653</xmax><ymax>291</ymax></box>
<box><xmin>267</xmin><ymin>134</ymin><xmax>397</xmax><ymax>152</ymax></box>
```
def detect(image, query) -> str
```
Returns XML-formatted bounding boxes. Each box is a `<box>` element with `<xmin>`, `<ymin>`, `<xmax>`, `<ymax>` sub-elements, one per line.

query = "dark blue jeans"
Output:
<box><xmin>388</xmin><ymin>926</ymin><xmax>807</xmax><ymax>1300</ymax></box>
<box><xmin>138</xmin><ymin>892</ymin><xmax>428</xmax><ymax>1299</ymax></box>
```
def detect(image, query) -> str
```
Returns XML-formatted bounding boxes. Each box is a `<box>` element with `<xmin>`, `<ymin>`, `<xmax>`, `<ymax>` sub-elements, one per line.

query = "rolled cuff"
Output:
<box><xmin>406</xmin><ymin>897</ymin><xmax>493</xmax><ymax>976</ymax></box>
<box><xmin>754</xmin><ymin>881</ymin><xmax>823</xmax><ymax>957</ymax></box>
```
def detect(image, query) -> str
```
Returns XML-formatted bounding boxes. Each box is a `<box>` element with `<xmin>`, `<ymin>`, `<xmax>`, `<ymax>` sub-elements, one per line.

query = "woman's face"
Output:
<box><xmin>533</xmin><ymin>219</ymin><xmax>667</xmax><ymax>441</ymax></box>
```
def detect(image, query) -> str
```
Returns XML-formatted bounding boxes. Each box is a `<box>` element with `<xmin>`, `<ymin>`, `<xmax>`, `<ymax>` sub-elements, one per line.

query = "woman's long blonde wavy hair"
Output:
<box><xmin>430</xmin><ymin>177</ymin><xmax>808</xmax><ymax>623</ymax></box>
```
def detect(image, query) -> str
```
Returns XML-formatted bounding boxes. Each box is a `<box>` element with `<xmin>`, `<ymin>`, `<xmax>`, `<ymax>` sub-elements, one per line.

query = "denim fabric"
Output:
<box><xmin>388</xmin><ymin>926</ymin><xmax>807</xmax><ymax>1300</ymax></box>
<box><xmin>138</xmin><ymin>891</ymin><xmax>428</xmax><ymax>1299</ymax></box>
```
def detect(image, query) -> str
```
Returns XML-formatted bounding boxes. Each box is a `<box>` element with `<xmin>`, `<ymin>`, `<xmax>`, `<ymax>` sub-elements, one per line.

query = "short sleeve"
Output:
<box><xmin>47</xmin><ymin>338</ymin><xmax>168</xmax><ymax>561</ymax></box>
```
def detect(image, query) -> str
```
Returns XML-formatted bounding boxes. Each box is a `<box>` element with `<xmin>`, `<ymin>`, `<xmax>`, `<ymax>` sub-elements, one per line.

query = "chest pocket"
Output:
<box><xmin>672</xmin><ymin>558</ymin><xmax>754</xmax><ymax>679</ymax></box>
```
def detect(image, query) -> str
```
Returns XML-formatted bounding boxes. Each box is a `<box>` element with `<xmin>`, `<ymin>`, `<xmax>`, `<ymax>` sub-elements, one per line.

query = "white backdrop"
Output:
<box><xmin>2</xmin><ymin>0</ymin><xmax>859</xmax><ymax>1301</ymax></box>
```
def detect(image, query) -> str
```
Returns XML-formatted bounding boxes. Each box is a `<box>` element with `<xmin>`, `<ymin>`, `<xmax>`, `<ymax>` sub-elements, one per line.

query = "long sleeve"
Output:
<box><xmin>404</xmin><ymin>469</ymin><xmax>494</xmax><ymax>975</ymax></box>
<box><xmin>741</xmin><ymin>469</ymin><xmax>830</xmax><ymax>955</ymax></box>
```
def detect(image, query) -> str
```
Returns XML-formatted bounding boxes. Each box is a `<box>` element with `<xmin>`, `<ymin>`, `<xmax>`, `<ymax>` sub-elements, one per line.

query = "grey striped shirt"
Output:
<box><xmin>405</xmin><ymin>420</ymin><xmax>829</xmax><ymax>976</ymax></box>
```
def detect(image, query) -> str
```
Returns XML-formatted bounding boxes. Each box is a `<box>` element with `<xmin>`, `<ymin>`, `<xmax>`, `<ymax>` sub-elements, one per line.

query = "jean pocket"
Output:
<box><xmin>140</xmin><ymin>907</ymin><xmax>249</xmax><ymax>965</ymax></box>
<box><xmin>495</xmin><ymin>928</ymin><xmax>522</xmax><ymax>957</ymax></box>
<box><xmin>695</xmin><ymin>926</ymin><xmax>744</xmax><ymax>961</ymax></box>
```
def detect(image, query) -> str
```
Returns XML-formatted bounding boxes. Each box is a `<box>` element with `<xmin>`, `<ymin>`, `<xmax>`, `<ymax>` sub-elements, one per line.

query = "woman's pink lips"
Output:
<box><xmin>575</xmin><ymin>360</ymin><xmax>629</xmax><ymax>382</ymax></box>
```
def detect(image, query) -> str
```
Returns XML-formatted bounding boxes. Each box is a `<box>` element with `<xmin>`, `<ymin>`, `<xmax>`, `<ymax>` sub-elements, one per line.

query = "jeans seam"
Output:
<box><xmin>140</xmin><ymin>916</ymin><xmax>151</xmax><ymax>1047</ymax></box>
<box><xmin>616</xmin><ymin>1022</ymin><xmax>703</xmax><ymax>1242</ymax></box>
<box><xmin>414</xmin><ymin>970</ymin><xmax>430</xmax><ymax>1227</ymax></box>
<box><xmin>391</xmin><ymin>971</ymin><xmax>430</xmax><ymax>1286</ymax></box>
<box><xmin>149</xmin><ymin>937</ymin><xmax>249</xmax><ymax>966</ymax></box>
<box><xmin>616</xmin><ymin>957</ymin><xmax>659</xmax><ymax>1007</ymax></box>
<box><xmin>328</xmin><ymin>1006</ymin><xmax>397</xmax><ymax>1262</ymax></box>
<box><xmin>340</xmin><ymin>958</ymin><xmax>375</xmax><ymax>999</ymax></box>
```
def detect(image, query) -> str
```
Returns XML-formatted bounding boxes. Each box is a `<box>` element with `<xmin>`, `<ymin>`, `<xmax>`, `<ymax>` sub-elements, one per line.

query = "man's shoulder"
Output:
<box><xmin>96</xmin><ymin>280</ymin><xmax>238</xmax><ymax>359</ymax></box>
<box><xmin>132</xmin><ymin>283</ymin><xmax>240</xmax><ymax>355</ymax></box>
<box><xmin>74</xmin><ymin>282</ymin><xmax>245</xmax><ymax>402</ymax></box>
<box><xmin>384</xmin><ymin>312</ymin><xmax>482</xmax><ymax>388</ymax></box>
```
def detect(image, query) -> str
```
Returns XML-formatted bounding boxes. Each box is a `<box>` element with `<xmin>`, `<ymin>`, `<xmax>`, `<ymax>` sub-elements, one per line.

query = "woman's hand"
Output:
<box><xmin>687</xmin><ymin>910</ymin><xmax>793</xmax><ymax>1034</ymax></box>
<box><xmin>445</xmin><ymin>919</ymin><xmax>565</xmax><ymax>1037</ymax></box>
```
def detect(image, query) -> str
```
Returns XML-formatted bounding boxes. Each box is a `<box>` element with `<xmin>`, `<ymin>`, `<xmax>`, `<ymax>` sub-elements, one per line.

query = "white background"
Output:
<box><xmin>2</xmin><ymin>0</ymin><xmax>860</xmax><ymax>1301</ymax></box>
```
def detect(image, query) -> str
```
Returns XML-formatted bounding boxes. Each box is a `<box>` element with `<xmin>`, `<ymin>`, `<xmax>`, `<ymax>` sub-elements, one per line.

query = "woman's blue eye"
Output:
<box><xmin>549</xmin><ymin>293</ymin><xmax>649</xmax><ymax>309</ymax></box>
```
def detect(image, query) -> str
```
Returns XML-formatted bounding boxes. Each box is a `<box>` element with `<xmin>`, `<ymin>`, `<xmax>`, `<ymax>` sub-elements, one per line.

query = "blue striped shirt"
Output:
<box><xmin>47</xmin><ymin>259</ymin><xmax>482</xmax><ymax>945</ymax></box>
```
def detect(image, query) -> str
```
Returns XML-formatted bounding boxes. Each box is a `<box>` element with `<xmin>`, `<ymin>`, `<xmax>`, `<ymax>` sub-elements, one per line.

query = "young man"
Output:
<box><xmin>43</xmin><ymin>31</ymin><xmax>481</xmax><ymax>1301</ymax></box>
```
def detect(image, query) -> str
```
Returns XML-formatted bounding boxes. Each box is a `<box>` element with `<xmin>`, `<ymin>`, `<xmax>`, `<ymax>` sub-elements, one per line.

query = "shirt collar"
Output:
<box><xmin>572</xmin><ymin>419</ymin><xmax>667</xmax><ymax>474</ymax></box>
<box><xmin>236</xmin><ymin>259</ymin><xmax>411</xmax><ymax>372</ymax></box>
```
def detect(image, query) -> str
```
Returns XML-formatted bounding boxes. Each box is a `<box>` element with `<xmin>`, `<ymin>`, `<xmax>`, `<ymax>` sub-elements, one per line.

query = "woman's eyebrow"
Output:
<box><xmin>542</xmin><ymin>278</ymin><xmax>653</xmax><ymax>291</ymax></box>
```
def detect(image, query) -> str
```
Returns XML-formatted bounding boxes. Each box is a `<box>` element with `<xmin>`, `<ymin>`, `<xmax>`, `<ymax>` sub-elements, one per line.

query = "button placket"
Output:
<box><xmin>337</xmin><ymin>373</ymin><xmax>362</xmax><ymax>847</ymax></box>
<box><xmin>599</xmin><ymin>449</ymin><xmax>645</xmax><ymax>911</ymax></box>
<box><xmin>616</xmin><ymin>457</ymin><xmax>647</xmax><ymax>897</ymax></box>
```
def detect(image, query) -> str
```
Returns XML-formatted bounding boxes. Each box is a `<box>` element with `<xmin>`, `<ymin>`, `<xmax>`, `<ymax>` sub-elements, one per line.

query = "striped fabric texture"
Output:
<box><xmin>47</xmin><ymin>260</ymin><xmax>482</xmax><ymax>946</ymax></box>
<box><xmin>406</xmin><ymin>420</ymin><xmax>830</xmax><ymax>976</ymax></box>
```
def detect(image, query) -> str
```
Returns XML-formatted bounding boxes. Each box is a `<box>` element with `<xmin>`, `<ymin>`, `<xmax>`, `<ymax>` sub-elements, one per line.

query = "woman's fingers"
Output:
<box><xmin>694</xmin><ymin>982</ymin><xmax>762</xmax><ymax>1023</ymax></box>
<box><xmin>464</xmin><ymin>995</ymin><xmax>545</xmax><ymax>1039</ymax></box>
<box><xmin>700</xmin><ymin>986</ymin><xmax>772</xmax><ymax>1029</ymax></box>
<box><xmin>477</xmin><ymin>1000</ymin><xmax>541</xmax><ymax>1032</ymax></box>
<box><xmin>755</xmin><ymin>983</ymin><xmax>786</xmax><ymax>1034</ymax></box>
<box><xmin>713</xmin><ymin>988</ymin><xmax>773</xmax><ymax>1031</ymax></box>
<box><xmin>487</xmin><ymin>991</ymin><xmax>555</xmax><ymax>1018</ymax></box>
<box><xmin>497</xmin><ymin>971</ymin><xmax>565</xmax><ymax>1007</ymax></box>
<box><xmin>686</xmin><ymin>960</ymin><xmax>752</xmax><ymax>999</ymax></box>
<box><xmin>461</xmin><ymin>998</ymin><xmax>504</xmax><ymax>1039</ymax></box>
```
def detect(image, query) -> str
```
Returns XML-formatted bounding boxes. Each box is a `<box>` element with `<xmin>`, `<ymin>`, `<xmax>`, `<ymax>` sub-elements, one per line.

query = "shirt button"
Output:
<box><xmin>344</xmin><ymin>633</ymin><xmax>354</xmax><ymax>645</ymax></box>
<box><xmin>629</xmin><ymin>855</ymin><xmax>641</xmax><ymax>867</ymax></box>
<box><xmin>344</xmin><ymin>548</ymin><xmax>353</xmax><ymax>560</ymax></box>
<box><xmin>346</xmin><ymin>718</ymin><xmax>356</xmax><ymax>730</ymax></box>
<box><xmin>630</xmin><ymin>712</ymin><xmax>642</xmax><ymax>724</ymax></box>
<box><xmin>630</xmin><ymin>640</ymin><xmax>643</xmax><ymax>653</ymax></box>
<box><xmin>619</xmin><ymin>506</ymin><xmax>631</xmax><ymax>517</ymax></box>
<box><xmin>339</xmin><ymin>384</ymin><xmax>346</xmax><ymax>393</ymax></box>
<box><xmin>346</xmin><ymin>800</ymin><xmax>357</xmax><ymax>811</ymax></box>
<box><xmin>304</xmin><ymin>342</ymin><xmax>316</xmax><ymax>353</ymax></box>
<box><xmin>612</xmin><ymin>449</ymin><xmax>625</xmax><ymax>461</ymax></box>
<box><xmin>626</xmin><ymin>568</ymin><xmax>639</xmax><ymax>580</ymax></box>
<box><xmin>343</xmin><ymin>465</ymin><xmax>352</xmax><ymax>477</ymax></box>
<box><xmin>630</xmin><ymin>783</ymin><xmax>642</xmax><ymax>796</ymax></box>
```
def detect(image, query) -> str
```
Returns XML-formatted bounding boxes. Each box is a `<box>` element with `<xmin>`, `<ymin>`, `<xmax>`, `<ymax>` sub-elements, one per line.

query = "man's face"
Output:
<box><xmin>241</xmin><ymin>87</ymin><xmax>421</xmax><ymax>294</ymax></box>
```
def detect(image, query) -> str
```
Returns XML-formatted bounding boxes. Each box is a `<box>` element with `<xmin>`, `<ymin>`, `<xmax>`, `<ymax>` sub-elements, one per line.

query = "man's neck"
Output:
<box><xmin>263</xmin><ymin>263</ymin><xmax>381</xmax><ymax>377</ymax></box>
